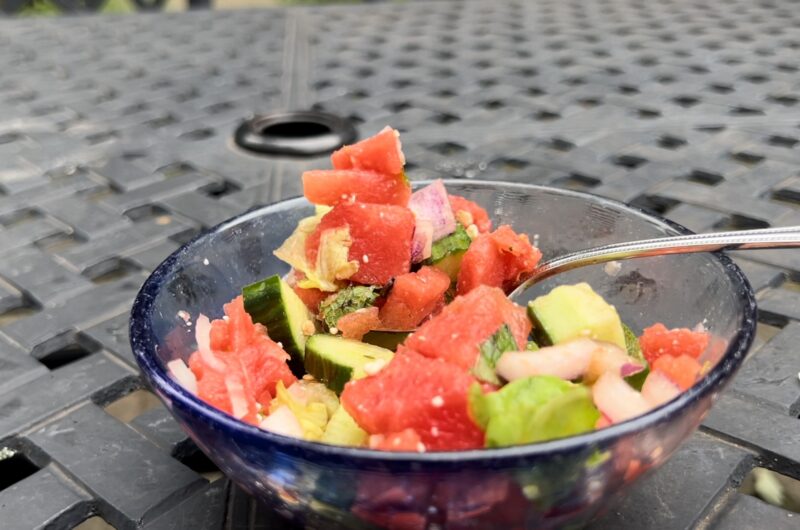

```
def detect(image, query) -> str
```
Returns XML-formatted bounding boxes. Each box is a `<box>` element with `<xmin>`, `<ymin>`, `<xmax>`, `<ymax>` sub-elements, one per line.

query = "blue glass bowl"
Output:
<box><xmin>130</xmin><ymin>180</ymin><xmax>755</xmax><ymax>529</ymax></box>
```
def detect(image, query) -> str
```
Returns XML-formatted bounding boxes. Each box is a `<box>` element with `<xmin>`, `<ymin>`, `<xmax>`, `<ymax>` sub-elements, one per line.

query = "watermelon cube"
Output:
<box><xmin>331</xmin><ymin>126</ymin><xmax>405</xmax><ymax>177</ymax></box>
<box><xmin>379</xmin><ymin>266</ymin><xmax>451</xmax><ymax>330</ymax></box>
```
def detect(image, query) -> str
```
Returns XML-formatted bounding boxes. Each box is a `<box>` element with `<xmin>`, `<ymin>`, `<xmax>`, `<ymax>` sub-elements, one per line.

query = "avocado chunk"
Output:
<box><xmin>528</xmin><ymin>282</ymin><xmax>626</xmax><ymax>349</ymax></box>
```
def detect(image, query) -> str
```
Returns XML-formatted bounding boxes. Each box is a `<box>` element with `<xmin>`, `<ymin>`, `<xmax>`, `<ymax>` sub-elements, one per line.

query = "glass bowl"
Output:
<box><xmin>130</xmin><ymin>180</ymin><xmax>755</xmax><ymax>529</ymax></box>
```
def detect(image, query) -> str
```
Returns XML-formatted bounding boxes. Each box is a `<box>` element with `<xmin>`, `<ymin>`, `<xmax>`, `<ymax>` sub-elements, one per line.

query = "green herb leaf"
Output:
<box><xmin>473</xmin><ymin>324</ymin><xmax>517</xmax><ymax>385</ymax></box>
<box><xmin>622</xmin><ymin>323</ymin><xmax>649</xmax><ymax>390</ymax></box>
<box><xmin>426</xmin><ymin>224</ymin><xmax>471</xmax><ymax>263</ymax></box>
<box><xmin>319</xmin><ymin>285</ymin><xmax>380</xmax><ymax>330</ymax></box>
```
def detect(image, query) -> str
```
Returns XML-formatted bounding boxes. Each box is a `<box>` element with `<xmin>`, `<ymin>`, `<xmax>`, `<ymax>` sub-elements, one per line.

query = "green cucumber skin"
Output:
<box><xmin>527</xmin><ymin>304</ymin><xmax>553</xmax><ymax>347</ymax></box>
<box><xmin>242</xmin><ymin>275</ymin><xmax>309</xmax><ymax>374</ymax></box>
<box><xmin>304</xmin><ymin>335</ymin><xmax>393</xmax><ymax>394</ymax></box>
<box><xmin>362</xmin><ymin>330</ymin><xmax>409</xmax><ymax>351</ymax></box>
<box><xmin>304</xmin><ymin>347</ymin><xmax>354</xmax><ymax>394</ymax></box>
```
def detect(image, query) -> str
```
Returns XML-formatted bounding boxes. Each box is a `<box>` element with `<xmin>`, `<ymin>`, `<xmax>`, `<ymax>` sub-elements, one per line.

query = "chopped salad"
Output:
<box><xmin>168</xmin><ymin>127</ymin><xmax>712</xmax><ymax>452</ymax></box>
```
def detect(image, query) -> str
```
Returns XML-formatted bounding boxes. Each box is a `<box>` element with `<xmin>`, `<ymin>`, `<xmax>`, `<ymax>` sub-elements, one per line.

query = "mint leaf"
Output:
<box><xmin>319</xmin><ymin>285</ymin><xmax>380</xmax><ymax>330</ymax></box>
<box><xmin>473</xmin><ymin>324</ymin><xmax>517</xmax><ymax>385</ymax></box>
<box><xmin>426</xmin><ymin>224</ymin><xmax>471</xmax><ymax>264</ymax></box>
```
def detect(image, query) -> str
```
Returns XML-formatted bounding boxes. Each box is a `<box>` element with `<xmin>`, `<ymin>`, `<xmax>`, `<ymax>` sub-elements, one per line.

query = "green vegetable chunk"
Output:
<box><xmin>242</xmin><ymin>274</ymin><xmax>313</xmax><ymax>373</ymax></box>
<box><xmin>622</xmin><ymin>322</ymin><xmax>649</xmax><ymax>390</ymax></box>
<box><xmin>319</xmin><ymin>285</ymin><xmax>380</xmax><ymax>330</ymax></box>
<box><xmin>304</xmin><ymin>334</ymin><xmax>394</xmax><ymax>394</ymax></box>
<box><xmin>321</xmin><ymin>405</ymin><xmax>368</xmax><ymax>446</ymax></box>
<box><xmin>473</xmin><ymin>324</ymin><xmax>517</xmax><ymax>385</ymax></box>
<box><xmin>525</xmin><ymin>340</ymin><xmax>540</xmax><ymax>351</ymax></box>
<box><xmin>469</xmin><ymin>376</ymin><xmax>600</xmax><ymax>448</ymax></box>
<box><xmin>424</xmin><ymin>224</ymin><xmax>472</xmax><ymax>281</ymax></box>
<box><xmin>361</xmin><ymin>330</ymin><xmax>409</xmax><ymax>351</ymax></box>
<box><xmin>528</xmin><ymin>283</ymin><xmax>626</xmax><ymax>349</ymax></box>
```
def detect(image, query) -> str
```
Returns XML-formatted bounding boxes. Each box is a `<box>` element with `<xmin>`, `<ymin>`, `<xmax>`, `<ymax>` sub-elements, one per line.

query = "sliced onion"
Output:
<box><xmin>167</xmin><ymin>359</ymin><xmax>197</xmax><ymax>395</ymax></box>
<box><xmin>225</xmin><ymin>374</ymin><xmax>249</xmax><ymax>420</ymax></box>
<box><xmin>592</xmin><ymin>371</ymin><xmax>652</xmax><ymax>424</ymax></box>
<box><xmin>195</xmin><ymin>314</ymin><xmax>226</xmax><ymax>373</ymax></box>
<box><xmin>260</xmin><ymin>406</ymin><xmax>303</xmax><ymax>438</ymax></box>
<box><xmin>410</xmin><ymin>218</ymin><xmax>434</xmax><ymax>263</ymax></box>
<box><xmin>408</xmin><ymin>180</ymin><xmax>456</xmax><ymax>241</ymax></box>
<box><xmin>496</xmin><ymin>338</ymin><xmax>597</xmax><ymax>382</ymax></box>
<box><xmin>641</xmin><ymin>370</ymin><xmax>681</xmax><ymax>408</ymax></box>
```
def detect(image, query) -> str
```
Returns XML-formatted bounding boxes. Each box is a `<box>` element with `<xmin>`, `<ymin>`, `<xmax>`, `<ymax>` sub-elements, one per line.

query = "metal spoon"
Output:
<box><xmin>377</xmin><ymin>226</ymin><xmax>800</xmax><ymax>333</ymax></box>
<box><xmin>507</xmin><ymin>225</ymin><xmax>800</xmax><ymax>301</ymax></box>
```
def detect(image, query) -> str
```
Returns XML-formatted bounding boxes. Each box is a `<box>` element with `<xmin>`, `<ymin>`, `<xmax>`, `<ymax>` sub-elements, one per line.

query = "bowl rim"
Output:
<box><xmin>130</xmin><ymin>179</ymin><xmax>756</xmax><ymax>463</ymax></box>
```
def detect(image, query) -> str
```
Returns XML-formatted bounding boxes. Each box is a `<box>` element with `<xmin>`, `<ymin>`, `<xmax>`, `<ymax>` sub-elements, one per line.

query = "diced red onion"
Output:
<box><xmin>259</xmin><ymin>406</ymin><xmax>303</xmax><ymax>438</ymax></box>
<box><xmin>167</xmin><ymin>359</ymin><xmax>197</xmax><ymax>395</ymax></box>
<box><xmin>196</xmin><ymin>314</ymin><xmax>226</xmax><ymax>373</ymax></box>
<box><xmin>410</xmin><ymin>218</ymin><xmax>434</xmax><ymax>263</ymax></box>
<box><xmin>620</xmin><ymin>362</ymin><xmax>646</xmax><ymax>378</ymax></box>
<box><xmin>592</xmin><ymin>371</ymin><xmax>652</xmax><ymax>424</ymax></box>
<box><xmin>408</xmin><ymin>180</ymin><xmax>456</xmax><ymax>241</ymax></box>
<box><xmin>641</xmin><ymin>370</ymin><xmax>681</xmax><ymax>408</ymax></box>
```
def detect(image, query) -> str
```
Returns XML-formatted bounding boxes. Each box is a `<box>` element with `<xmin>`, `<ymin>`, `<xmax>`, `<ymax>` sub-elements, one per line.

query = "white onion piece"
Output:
<box><xmin>195</xmin><ymin>314</ymin><xmax>226</xmax><ymax>373</ymax></box>
<box><xmin>410</xmin><ymin>218</ymin><xmax>434</xmax><ymax>263</ymax></box>
<box><xmin>225</xmin><ymin>375</ymin><xmax>249</xmax><ymax>419</ymax></box>
<box><xmin>641</xmin><ymin>370</ymin><xmax>681</xmax><ymax>408</ymax></box>
<box><xmin>592</xmin><ymin>371</ymin><xmax>652</xmax><ymax>424</ymax></box>
<box><xmin>260</xmin><ymin>406</ymin><xmax>303</xmax><ymax>438</ymax></box>
<box><xmin>167</xmin><ymin>359</ymin><xmax>198</xmax><ymax>394</ymax></box>
<box><xmin>584</xmin><ymin>342</ymin><xmax>637</xmax><ymax>384</ymax></box>
<box><xmin>496</xmin><ymin>338</ymin><xmax>597</xmax><ymax>382</ymax></box>
<box><xmin>408</xmin><ymin>180</ymin><xmax>456</xmax><ymax>240</ymax></box>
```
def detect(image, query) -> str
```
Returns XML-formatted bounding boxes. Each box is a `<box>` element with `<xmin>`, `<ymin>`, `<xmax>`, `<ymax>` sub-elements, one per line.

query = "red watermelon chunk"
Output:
<box><xmin>456</xmin><ymin>225</ymin><xmax>542</xmax><ymax>295</ymax></box>
<box><xmin>302</xmin><ymin>169</ymin><xmax>411</xmax><ymax>207</ymax></box>
<box><xmin>331</xmin><ymin>126</ymin><xmax>405</xmax><ymax>177</ymax></box>
<box><xmin>341</xmin><ymin>347</ymin><xmax>484</xmax><ymax>451</ymax></box>
<box><xmin>449</xmin><ymin>194</ymin><xmax>492</xmax><ymax>233</ymax></box>
<box><xmin>404</xmin><ymin>285</ymin><xmax>531</xmax><ymax>370</ymax></box>
<box><xmin>188</xmin><ymin>296</ymin><xmax>297</xmax><ymax>422</ymax></box>
<box><xmin>289</xmin><ymin>270</ymin><xmax>329</xmax><ymax>313</ymax></box>
<box><xmin>652</xmin><ymin>354</ymin><xmax>702</xmax><ymax>391</ymax></box>
<box><xmin>337</xmin><ymin>306</ymin><xmax>381</xmax><ymax>340</ymax></box>
<box><xmin>639</xmin><ymin>323</ymin><xmax>709</xmax><ymax>365</ymax></box>
<box><xmin>306</xmin><ymin>202</ymin><xmax>415</xmax><ymax>286</ymax></box>
<box><xmin>379</xmin><ymin>266</ymin><xmax>451</xmax><ymax>330</ymax></box>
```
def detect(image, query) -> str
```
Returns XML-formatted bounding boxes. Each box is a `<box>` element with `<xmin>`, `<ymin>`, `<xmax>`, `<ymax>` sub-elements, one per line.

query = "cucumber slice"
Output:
<box><xmin>304</xmin><ymin>334</ymin><xmax>394</xmax><ymax>393</ymax></box>
<box><xmin>243</xmin><ymin>274</ymin><xmax>314</xmax><ymax>373</ymax></box>
<box><xmin>424</xmin><ymin>224</ymin><xmax>471</xmax><ymax>281</ymax></box>
<box><xmin>361</xmin><ymin>330</ymin><xmax>409</xmax><ymax>351</ymax></box>
<box><xmin>321</xmin><ymin>405</ymin><xmax>368</xmax><ymax>446</ymax></box>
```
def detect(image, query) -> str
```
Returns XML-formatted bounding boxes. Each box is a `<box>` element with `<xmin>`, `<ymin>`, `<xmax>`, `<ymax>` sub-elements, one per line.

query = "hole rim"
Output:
<box><xmin>233</xmin><ymin>111</ymin><xmax>357</xmax><ymax>158</ymax></box>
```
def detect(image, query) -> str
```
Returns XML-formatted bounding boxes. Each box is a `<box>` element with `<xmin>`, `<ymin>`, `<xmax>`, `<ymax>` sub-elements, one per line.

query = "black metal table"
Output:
<box><xmin>0</xmin><ymin>0</ymin><xmax>799</xmax><ymax>528</ymax></box>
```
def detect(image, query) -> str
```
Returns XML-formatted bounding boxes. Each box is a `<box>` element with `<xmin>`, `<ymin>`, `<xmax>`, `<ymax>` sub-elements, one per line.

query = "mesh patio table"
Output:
<box><xmin>0</xmin><ymin>0</ymin><xmax>799</xmax><ymax>528</ymax></box>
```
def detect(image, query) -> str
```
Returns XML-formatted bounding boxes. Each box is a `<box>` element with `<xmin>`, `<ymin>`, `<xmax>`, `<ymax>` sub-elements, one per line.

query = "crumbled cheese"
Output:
<box><xmin>203</xmin><ymin>258</ymin><xmax>210</xmax><ymax>266</ymax></box>
<box><xmin>466</xmin><ymin>224</ymin><xmax>479</xmax><ymax>239</ymax></box>
<box><xmin>431</xmin><ymin>395</ymin><xmax>444</xmax><ymax>407</ymax></box>
<box><xmin>416</xmin><ymin>442</ymin><xmax>426</xmax><ymax>453</ymax></box>
<box><xmin>362</xmin><ymin>254</ymin><xmax>370</xmax><ymax>264</ymax></box>
<box><xmin>603</xmin><ymin>261</ymin><xmax>621</xmax><ymax>276</ymax></box>
<box><xmin>276</xmin><ymin>342</ymin><xmax>283</xmax><ymax>349</ymax></box>
<box><xmin>363</xmin><ymin>358</ymin><xmax>388</xmax><ymax>376</ymax></box>
<box><xmin>302</xmin><ymin>374</ymin><xmax>315</xmax><ymax>381</ymax></box>
<box><xmin>329</xmin><ymin>327</ymin><xmax>339</xmax><ymax>335</ymax></box>
<box><xmin>177</xmin><ymin>310</ymin><xmax>191</xmax><ymax>323</ymax></box>
<box><xmin>455</xmin><ymin>210</ymin><xmax>474</xmax><ymax>227</ymax></box>
<box><xmin>301</xmin><ymin>320</ymin><xmax>316</xmax><ymax>336</ymax></box>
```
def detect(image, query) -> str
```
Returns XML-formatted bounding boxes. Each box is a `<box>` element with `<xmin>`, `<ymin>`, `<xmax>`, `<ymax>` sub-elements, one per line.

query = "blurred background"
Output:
<box><xmin>0</xmin><ymin>0</ymin><xmax>356</xmax><ymax>16</ymax></box>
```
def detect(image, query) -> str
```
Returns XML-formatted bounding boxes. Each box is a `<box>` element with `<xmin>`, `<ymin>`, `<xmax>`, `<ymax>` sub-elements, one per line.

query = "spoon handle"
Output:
<box><xmin>512</xmin><ymin>225</ymin><xmax>800</xmax><ymax>296</ymax></box>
